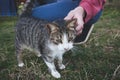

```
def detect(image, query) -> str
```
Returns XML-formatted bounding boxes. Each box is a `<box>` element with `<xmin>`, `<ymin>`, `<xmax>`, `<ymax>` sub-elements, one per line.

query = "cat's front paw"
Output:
<box><xmin>59</xmin><ymin>64</ymin><xmax>66</xmax><ymax>70</ymax></box>
<box><xmin>18</xmin><ymin>63</ymin><xmax>24</xmax><ymax>67</ymax></box>
<box><xmin>37</xmin><ymin>54</ymin><xmax>41</xmax><ymax>57</ymax></box>
<box><xmin>51</xmin><ymin>71</ymin><xmax>61</xmax><ymax>78</ymax></box>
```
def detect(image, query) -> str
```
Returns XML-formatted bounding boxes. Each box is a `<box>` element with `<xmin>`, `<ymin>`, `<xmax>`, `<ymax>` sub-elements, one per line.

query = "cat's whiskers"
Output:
<box><xmin>71</xmin><ymin>46</ymin><xmax>79</xmax><ymax>53</ymax></box>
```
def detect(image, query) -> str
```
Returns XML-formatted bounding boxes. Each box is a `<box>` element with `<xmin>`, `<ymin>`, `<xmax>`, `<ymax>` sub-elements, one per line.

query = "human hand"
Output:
<box><xmin>64</xmin><ymin>6</ymin><xmax>85</xmax><ymax>35</ymax></box>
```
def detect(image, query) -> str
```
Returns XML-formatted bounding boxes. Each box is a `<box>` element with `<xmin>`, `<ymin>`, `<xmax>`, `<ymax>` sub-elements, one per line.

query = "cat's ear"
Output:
<box><xmin>66</xmin><ymin>19</ymin><xmax>77</xmax><ymax>30</ymax></box>
<box><xmin>46</xmin><ymin>23</ymin><xmax>59</xmax><ymax>33</ymax></box>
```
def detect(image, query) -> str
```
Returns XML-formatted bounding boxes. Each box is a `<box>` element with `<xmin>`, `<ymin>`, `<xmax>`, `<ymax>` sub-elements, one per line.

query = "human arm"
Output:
<box><xmin>64</xmin><ymin>0</ymin><xmax>106</xmax><ymax>35</ymax></box>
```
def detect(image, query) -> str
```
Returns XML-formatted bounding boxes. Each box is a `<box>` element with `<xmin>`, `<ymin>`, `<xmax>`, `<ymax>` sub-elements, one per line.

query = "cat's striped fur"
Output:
<box><xmin>15</xmin><ymin>0</ymin><xmax>77</xmax><ymax>78</ymax></box>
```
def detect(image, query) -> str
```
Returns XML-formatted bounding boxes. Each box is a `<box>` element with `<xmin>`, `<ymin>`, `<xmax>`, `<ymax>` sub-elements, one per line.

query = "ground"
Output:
<box><xmin>0</xmin><ymin>7</ymin><xmax>120</xmax><ymax>80</ymax></box>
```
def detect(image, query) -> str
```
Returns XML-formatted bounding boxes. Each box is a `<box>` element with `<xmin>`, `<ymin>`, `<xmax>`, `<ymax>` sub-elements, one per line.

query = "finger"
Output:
<box><xmin>75</xmin><ymin>25</ymin><xmax>83</xmax><ymax>35</ymax></box>
<box><xmin>77</xmin><ymin>29</ymin><xmax>83</xmax><ymax>35</ymax></box>
<box><xmin>73</xmin><ymin>15</ymin><xmax>84</xmax><ymax>29</ymax></box>
<box><xmin>64</xmin><ymin>14</ymin><xmax>73</xmax><ymax>20</ymax></box>
<box><xmin>64</xmin><ymin>11</ymin><xmax>74</xmax><ymax>20</ymax></box>
<box><xmin>76</xmin><ymin>25</ymin><xmax>83</xmax><ymax>31</ymax></box>
<box><xmin>77</xmin><ymin>18</ymin><xmax>84</xmax><ymax>25</ymax></box>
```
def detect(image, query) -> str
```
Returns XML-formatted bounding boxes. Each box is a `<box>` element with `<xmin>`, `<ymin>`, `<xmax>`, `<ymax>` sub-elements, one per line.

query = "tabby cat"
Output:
<box><xmin>15</xmin><ymin>0</ymin><xmax>77</xmax><ymax>78</ymax></box>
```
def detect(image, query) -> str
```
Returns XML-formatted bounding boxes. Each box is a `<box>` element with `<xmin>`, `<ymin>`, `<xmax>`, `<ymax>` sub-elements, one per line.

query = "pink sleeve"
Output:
<box><xmin>80</xmin><ymin>0</ymin><xmax>106</xmax><ymax>23</ymax></box>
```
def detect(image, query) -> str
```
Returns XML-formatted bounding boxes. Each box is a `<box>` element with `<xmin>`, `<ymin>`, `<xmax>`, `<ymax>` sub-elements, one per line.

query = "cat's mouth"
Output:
<box><xmin>64</xmin><ymin>48</ymin><xmax>71</xmax><ymax>51</ymax></box>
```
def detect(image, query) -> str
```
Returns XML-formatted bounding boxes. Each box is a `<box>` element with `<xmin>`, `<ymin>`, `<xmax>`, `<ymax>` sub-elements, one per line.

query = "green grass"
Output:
<box><xmin>0</xmin><ymin>7</ymin><xmax>120</xmax><ymax>80</ymax></box>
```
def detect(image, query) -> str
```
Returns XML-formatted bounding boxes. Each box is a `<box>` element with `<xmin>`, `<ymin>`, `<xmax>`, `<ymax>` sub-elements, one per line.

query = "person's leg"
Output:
<box><xmin>33</xmin><ymin>0</ymin><xmax>102</xmax><ymax>24</ymax></box>
<box><xmin>32</xmin><ymin>0</ymin><xmax>79</xmax><ymax>21</ymax></box>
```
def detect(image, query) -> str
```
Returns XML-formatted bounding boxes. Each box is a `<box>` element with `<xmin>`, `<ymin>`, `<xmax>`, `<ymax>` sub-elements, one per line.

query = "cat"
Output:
<box><xmin>15</xmin><ymin>0</ymin><xmax>77</xmax><ymax>78</ymax></box>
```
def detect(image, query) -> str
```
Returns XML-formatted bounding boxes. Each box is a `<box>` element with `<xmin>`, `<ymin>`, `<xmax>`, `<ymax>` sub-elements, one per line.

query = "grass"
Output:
<box><xmin>0</xmin><ymin>7</ymin><xmax>120</xmax><ymax>80</ymax></box>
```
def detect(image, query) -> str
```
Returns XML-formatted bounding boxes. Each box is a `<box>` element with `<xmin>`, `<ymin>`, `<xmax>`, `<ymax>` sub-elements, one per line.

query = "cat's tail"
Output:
<box><xmin>20</xmin><ymin>0</ymin><xmax>35</xmax><ymax>17</ymax></box>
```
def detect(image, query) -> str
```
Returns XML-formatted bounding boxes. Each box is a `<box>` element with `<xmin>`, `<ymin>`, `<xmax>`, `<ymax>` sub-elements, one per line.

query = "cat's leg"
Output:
<box><xmin>16</xmin><ymin>48</ymin><xmax>24</xmax><ymax>67</ymax></box>
<box><xmin>57</xmin><ymin>55</ymin><xmax>65</xmax><ymax>70</ymax></box>
<box><xmin>15</xmin><ymin>40</ymin><xmax>24</xmax><ymax>67</ymax></box>
<box><xmin>43</xmin><ymin>58</ymin><xmax>61</xmax><ymax>78</ymax></box>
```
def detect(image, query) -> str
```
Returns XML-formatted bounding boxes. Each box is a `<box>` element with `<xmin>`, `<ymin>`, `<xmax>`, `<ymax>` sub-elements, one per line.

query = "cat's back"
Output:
<box><xmin>15</xmin><ymin>16</ymin><xmax>50</xmax><ymax>46</ymax></box>
<box><xmin>16</xmin><ymin>16</ymin><xmax>48</xmax><ymax>30</ymax></box>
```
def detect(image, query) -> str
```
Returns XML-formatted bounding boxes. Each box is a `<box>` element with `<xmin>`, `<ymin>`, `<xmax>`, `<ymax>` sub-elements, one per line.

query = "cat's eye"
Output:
<box><xmin>50</xmin><ymin>33</ymin><xmax>63</xmax><ymax>45</ymax></box>
<box><xmin>56</xmin><ymin>34</ymin><xmax>62</xmax><ymax>43</ymax></box>
<box><xmin>56</xmin><ymin>39</ymin><xmax>62</xmax><ymax>43</ymax></box>
<box><xmin>51</xmin><ymin>38</ymin><xmax>62</xmax><ymax>45</ymax></box>
<box><xmin>52</xmin><ymin>39</ymin><xmax>62</xmax><ymax>45</ymax></box>
<box><xmin>53</xmin><ymin>41</ymin><xmax>59</xmax><ymax>45</ymax></box>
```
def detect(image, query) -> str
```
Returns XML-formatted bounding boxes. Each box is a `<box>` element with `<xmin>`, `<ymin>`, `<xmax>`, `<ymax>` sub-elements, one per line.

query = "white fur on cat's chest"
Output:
<box><xmin>48</xmin><ymin>43</ymin><xmax>66</xmax><ymax>58</ymax></box>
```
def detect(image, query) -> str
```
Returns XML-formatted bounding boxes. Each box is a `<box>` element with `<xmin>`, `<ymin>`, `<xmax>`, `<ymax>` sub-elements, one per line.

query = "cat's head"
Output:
<box><xmin>46</xmin><ymin>19</ymin><xmax>77</xmax><ymax>51</ymax></box>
